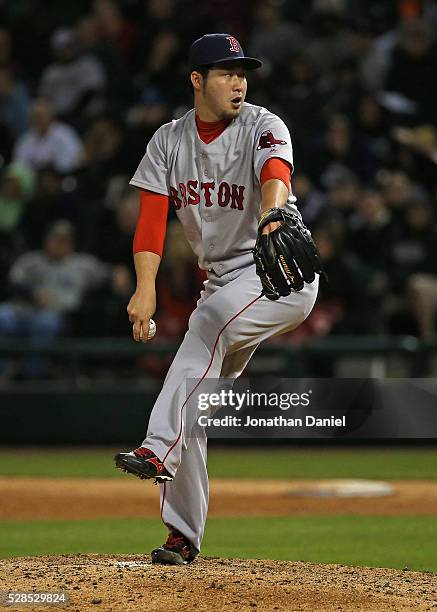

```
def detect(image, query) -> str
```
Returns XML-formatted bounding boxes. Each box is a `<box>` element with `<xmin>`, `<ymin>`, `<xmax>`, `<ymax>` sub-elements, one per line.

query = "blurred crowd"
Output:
<box><xmin>1</xmin><ymin>0</ymin><xmax>437</xmax><ymax>378</ymax></box>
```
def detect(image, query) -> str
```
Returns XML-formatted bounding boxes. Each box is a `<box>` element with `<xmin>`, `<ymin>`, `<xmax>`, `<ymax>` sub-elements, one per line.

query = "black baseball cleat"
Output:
<box><xmin>151</xmin><ymin>529</ymin><xmax>198</xmax><ymax>565</ymax></box>
<box><xmin>114</xmin><ymin>447</ymin><xmax>173</xmax><ymax>484</ymax></box>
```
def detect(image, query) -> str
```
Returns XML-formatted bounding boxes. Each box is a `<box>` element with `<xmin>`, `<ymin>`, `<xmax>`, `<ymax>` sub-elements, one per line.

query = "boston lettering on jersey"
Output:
<box><xmin>170</xmin><ymin>180</ymin><xmax>245</xmax><ymax>210</ymax></box>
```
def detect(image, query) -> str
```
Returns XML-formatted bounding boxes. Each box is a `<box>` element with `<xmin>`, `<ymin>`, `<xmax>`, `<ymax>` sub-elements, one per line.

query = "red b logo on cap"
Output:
<box><xmin>227</xmin><ymin>36</ymin><xmax>240</xmax><ymax>53</ymax></box>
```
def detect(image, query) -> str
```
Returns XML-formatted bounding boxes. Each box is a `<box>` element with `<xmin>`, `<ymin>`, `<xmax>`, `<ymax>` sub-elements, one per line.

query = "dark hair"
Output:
<box><xmin>189</xmin><ymin>65</ymin><xmax>212</xmax><ymax>95</ymax></box>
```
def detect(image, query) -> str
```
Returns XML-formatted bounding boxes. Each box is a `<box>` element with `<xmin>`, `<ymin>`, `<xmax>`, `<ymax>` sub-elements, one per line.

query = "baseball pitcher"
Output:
<box><xmin>115</xmin><ymin>33</ymin><xmax>322</xmax><ymax>565</ymax></box>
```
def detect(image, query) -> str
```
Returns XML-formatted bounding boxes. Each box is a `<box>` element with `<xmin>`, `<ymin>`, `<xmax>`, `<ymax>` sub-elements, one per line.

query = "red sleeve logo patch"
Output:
<box><xmin>256</xmin><ymin>130</ymin><xmax>287</xmax><ymax>151</ymax></box>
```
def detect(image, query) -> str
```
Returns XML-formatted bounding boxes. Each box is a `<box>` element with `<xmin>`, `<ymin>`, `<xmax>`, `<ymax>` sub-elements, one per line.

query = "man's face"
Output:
<box><xmin>44</xmin><ymin>233</ymin><xmax>74</xmax><ymax>260</ymax></box>
<box><xmin>197</xmin><ymin>64</ymin><xmax>247</xmax><ymax>121</ymax></box>
<box><xmin>31</xmin><ymin>102</ymin><xmax>52</xmax><ymax>134</ymax></box>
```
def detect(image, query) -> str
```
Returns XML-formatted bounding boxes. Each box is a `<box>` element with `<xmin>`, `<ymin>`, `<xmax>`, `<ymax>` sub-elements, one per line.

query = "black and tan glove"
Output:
<box><xmin>253</xmin><ymin>207</ymin><xmax>325</xmax><ymax>300</ymax></box>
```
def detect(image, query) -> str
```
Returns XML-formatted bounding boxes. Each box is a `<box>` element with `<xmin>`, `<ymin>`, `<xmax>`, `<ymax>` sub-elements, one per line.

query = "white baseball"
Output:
<box><xmin>147</xmin><ymin>319</ymin><xmax>156</xmax><ymax>340</ymax></box>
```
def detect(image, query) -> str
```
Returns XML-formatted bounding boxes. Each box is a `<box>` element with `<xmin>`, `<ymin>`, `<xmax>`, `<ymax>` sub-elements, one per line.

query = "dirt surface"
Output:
<box><xmin>1</xmin><ymin>554</ymin><xmax>436</xmax><ymax>612</ymax></box>
<box><xmin>1</xmin><ymin>478</ymin><xmax>437</xmax><ymax>610</ymax></box>
<box><xmin>1</xmin><ymin>477</ymin><xmax>437</xmax><ymax>520</ymax></box>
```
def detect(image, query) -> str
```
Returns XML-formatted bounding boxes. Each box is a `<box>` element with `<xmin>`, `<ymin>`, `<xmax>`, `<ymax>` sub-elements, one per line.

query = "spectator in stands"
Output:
<box><xmin>77</xmin><ymin>187</ymin><xmax>138</xmax><ymax>336</ymax></box>
<box><xmin>126</xmin><ymin>86</ymin><xmax>170</xmax><ymax>162</ymax></box>
<box><xmin>142</xmin><ymin>0</ymin><xmax>178</xmax><ymax>36</ymax></box>
<box><xmin>0</xmin><ymin>40</ymin><xmax>21</xmax><ymax>167</ymax></box>
<box><xmin>80</xmin><ymin>113</ymin><xmax>126</xmax><ymax>173</ymax></box>
<box><xmin>1</xmin><ymin>220</ymin><xmax>108</xmax><ymax>320</ymax></box>
<box><xmin>135</xmin><ymin>26</ymin><xmax>182</xmax><ymax>105</ymax></box>
<box><xmin>320</xmin><ymin>167</ymin><xmax>362</xmax><ymax>231</ymax></box>
<box><xmin>354</xmin><ymin>94</ymin><xmax>387</xmax><ymax>140</ymax></box>
<box><xmin>291</xmin><ymin>173</ymin><xmax>326</xmax><ymax>228</ymax></box>
<box><xmin>306</xmin><ymin>114</ymin><xmax>377</xmax><ymax>186</ymax></box>
<box><xmin>94</xmin><ymin>187</ymin><xmax>139</xmax><ymax>269</ymax></box>
<box><xmin>302</xmin><ymin>2</ymin><xmax>351</xmax><ymax>74</ymax></box>
<box><xmin>386</xmin><ymin>200</ymin><xmax>437</xmax><ymax>336</ymax></box>
<box><xmin>325</xmin><ymin>57</ymin><xmax>365</xmax><ymax>117</ymax></box>
<box><xmin>275</xmin><ymin>54</ymin><xmax>325</xmax><ymax>143</ymax></box>
<box><xmin>248</xmin><ymin>0</ymin><xmax>304</xmax><ymax>67</ymax></box>
<box><xmin>75</xmin><ymin>113</ymin><xmax>129</xmax><ymax>247</ymax></box>
<box><xmin>38</xmin><ymin>27</ymin><xmax>106</xmax><ymax>122</ymax></box>
<box><xmin>384</xmin><ymin>18</ymin><xmax>437</xmax><ymax>123</ymax></box>
<box><xmin>0</xmin><ymin>67</ymin><xmax>29</xmax><ymax>138</ymax></box>
<box><xmin>77</xmin><ymin>14</ymin><xmax>131</xmax><ymax>107</ymax></box>
<box><xmin>407</xmin><ymin>204</ymin><xmax>437</xmax><ymax>340</ymax></box>
<box><xmin>13</xmin><ymin>99</ymin><xmax>83</xmax><ymax>174</ymax></box>
<box><xmin>0</xmin><ymin>163</ymin><xmax>35</xmax><ymax>234</ymax></box>
<box><xmin>409</xmin><ymin>273</ymin><xmax>437</xmax><ymax>340</ymax></box>
<box><xmin>353</xmin><ymin>94</ymin><xmax>390</xmax><ymax>165</ymax></box>
<box><xmin>379</xmin><ymin>171</ymin><xmax>425</xmax><ymax>225</ymax></box>
<box><xmin>19</xmin><ymin>167</ymin><xmax>74</xmax><ymax>249</ymax></box>
<box><xmin>391</xmin><ymin>124</ymin><xmax>437</xmax><ymax>194</ymax></box>
<box><xmin>312</xmin><ymin>226</ymin><xmax>379</xmax><ymax>334</ymax></box>
<box><xmin>349</xmin><ymin>189</ymin><xmax>393</xmax><ymax>270</ymax></box>
<box><xmin>94</xmin><ymin>0</ymin><xmax>139</xmax><ymax>63</ymax></box>
<box><xmin>351</xmin><ymin>21</ymin><xmax>392</xmax><ymax>92</ymax></box>
<box><xmin>0</xmin><ymin>220</ymin><xmax>130</xmax><ymax>376</ymax></box>
<box><xmin>0</xmin><ymin>164</ymin><xmax>35</xmax><ymax>301</ymax></box>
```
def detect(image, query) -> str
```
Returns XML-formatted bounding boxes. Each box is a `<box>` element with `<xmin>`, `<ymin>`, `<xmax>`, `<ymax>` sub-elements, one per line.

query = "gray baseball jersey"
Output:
<box><xmin>129</xmin><ymin>102</ymin><xmax>319</xmax><ymax>552</ymax></box>
<box><xmin>130</xmin><ymin>103</ymin><xmax>297</xmax><ymax>275</ymax></box>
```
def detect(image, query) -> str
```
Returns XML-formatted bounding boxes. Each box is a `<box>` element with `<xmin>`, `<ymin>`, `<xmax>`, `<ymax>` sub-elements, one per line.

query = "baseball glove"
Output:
<box><xmin>253</xmin><ymin>207</ymin><xmax>324</xmax><ymax>300</ymax></box>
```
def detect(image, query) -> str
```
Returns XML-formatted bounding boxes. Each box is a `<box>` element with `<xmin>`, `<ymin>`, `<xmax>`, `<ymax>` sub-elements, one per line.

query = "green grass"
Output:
<box><xmin>0</xmin><ymin>448</ymin><xmax>436</xmax><ymax>480</ymax></box>
<box><xmin>0</xmin><ymin>516</ymin><xmax>436</xmax><ymax>572</ymax></box>
<box><xmin>1</xmin><ymin>449</ymin><xmax>434</xmax><ymax>573</ymax></box>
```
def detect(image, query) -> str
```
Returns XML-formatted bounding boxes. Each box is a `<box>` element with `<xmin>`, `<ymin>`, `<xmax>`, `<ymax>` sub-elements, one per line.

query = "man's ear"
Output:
<box><xmin>191</xmin><ymin>71</ymin><xmax>202</xmax><ymax>92</ymax></box>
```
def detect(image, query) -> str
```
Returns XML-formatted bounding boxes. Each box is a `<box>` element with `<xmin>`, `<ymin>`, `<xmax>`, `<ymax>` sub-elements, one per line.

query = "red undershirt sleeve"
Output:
<box><xmin>133</xmin><ymin>189</ymin><xmax>169</xmax><ymax>257</ymax></box>
<box><xmin>260</xmin><ymin>157</ymin><xmax>291</xmax><ymax>191</ymax></box>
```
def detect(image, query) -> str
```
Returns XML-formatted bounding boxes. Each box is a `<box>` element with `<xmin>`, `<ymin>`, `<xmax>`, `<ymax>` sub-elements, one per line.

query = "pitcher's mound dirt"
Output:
<box><xmin>1</xmin><ymin>478</ymin><xmax>437</xmax><ymax>520</ymax></box>
<box><xmin>1</xmin><ymin>554</ymin><xmax>436</xmax><ymax>611</ymax></box>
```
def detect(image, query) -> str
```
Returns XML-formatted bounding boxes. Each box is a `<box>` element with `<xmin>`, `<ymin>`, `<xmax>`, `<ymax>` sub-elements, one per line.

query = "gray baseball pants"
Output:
<box><xmin>141</xmin><ymin>262</ymin><xmax>319</xmax><ymax>551</ymax></box>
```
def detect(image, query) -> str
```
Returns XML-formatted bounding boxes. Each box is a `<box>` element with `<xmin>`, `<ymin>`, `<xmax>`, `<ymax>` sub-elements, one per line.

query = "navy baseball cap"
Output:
<box><xmin>189</xmin><ymin>33</ymin><xmax>262</xmax><ymax>71</ymax></box>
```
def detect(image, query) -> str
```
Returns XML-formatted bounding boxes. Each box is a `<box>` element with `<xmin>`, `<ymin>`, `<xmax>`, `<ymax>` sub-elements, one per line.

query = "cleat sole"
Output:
<box><xmin>114</xmin><ymin>453</ymin><xmax>173</xmax><ymax>483</ymax></box>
